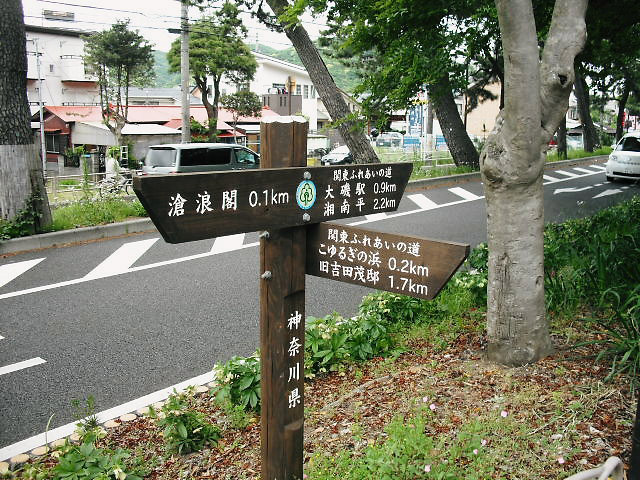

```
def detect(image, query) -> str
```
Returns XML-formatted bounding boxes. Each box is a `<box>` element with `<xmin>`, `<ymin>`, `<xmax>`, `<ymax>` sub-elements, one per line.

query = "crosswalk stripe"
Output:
<box><xmin>543</xmin><ymin>175</ymin><xmax>561</xmax><ymax>182</ymax></box>
<box><xmin>448</xmin><ymin>187</ymin><xmax>481</xmax><ymax>201</ymax></box>
<box><xmin>573</xmin><ymin>167</ymin><xmax>599</xmax><ymax>174</ymax></box>
<box><xmin>589</xmin><ymin>165</ymin><xmax>606</xmax><ymax>171</ymax></box>
<box><xmin>0</xmin><ymin>357</ymin><xmax>46</xmax><ymax>377</ymax></box>
<box><xmin>554</xmin><ymin>169</ymin><xmax>579</xmax><ymax>178</ymax></box>
<box><xmin>0</xmin><ymin>258</ymin><xmax>45</xmax><ymax>289</ymax></box>
<box><xmin>364</xmin><ymin>213</ymin><xmax>387</xmax><ymax>221</ymax></box>
<box><xmin>85</xmin><ymin>238</ymin><xmax>159</xmax><ymax>280</ymax></box>
<box><xmin>407</xmin><ymin>193</ymin><xmax>439</xmax><ymax>210</ymax></box>
<box><xmin>210</xmin><ymin>233</ymin><xmax>246</xmax><ymax>254</ymax></box>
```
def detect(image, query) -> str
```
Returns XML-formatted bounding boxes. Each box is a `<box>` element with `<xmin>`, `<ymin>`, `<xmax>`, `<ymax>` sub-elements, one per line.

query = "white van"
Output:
<box><xmin>141</xmin><ymin>143</ymin><xmax>259</xmax><ymax>174</ymax></box>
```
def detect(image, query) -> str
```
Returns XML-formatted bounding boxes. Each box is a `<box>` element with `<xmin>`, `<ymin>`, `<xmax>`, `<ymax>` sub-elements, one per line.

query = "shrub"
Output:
<box><xmin>158</xmin><ymin>391</ymin><xmax>222</xmax><ymax>454</ymax></box>
<box><xmin>213</xmin><ymin>353</ymin><xmax>261</xmax><ymax>412</ymax></box>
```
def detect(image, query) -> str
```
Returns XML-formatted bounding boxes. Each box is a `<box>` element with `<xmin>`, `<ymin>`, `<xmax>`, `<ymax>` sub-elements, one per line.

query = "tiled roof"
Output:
<box><xmin>43</xmin><ymin>105</ymin><xmax>279</xmax><ymax>127</ymax></box>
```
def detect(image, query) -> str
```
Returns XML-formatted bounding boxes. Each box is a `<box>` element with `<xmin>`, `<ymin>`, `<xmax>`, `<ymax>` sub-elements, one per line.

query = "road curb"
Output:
<box><xmin>0</xmin><ymin>218</ymin><xmax>156</xmax><ymax>256</ymax></box>
<box><xmin>0</xmin><ymin>156</ymin><xmax>608</xmax><ymax>256</ymax></box>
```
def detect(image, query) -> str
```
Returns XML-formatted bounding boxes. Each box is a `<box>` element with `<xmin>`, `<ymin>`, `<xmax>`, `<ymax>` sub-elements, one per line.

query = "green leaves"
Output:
<box><xmin>51</xmin><ymin>441</ymin><xmax>136</xmax><ymax>480</ymax></box>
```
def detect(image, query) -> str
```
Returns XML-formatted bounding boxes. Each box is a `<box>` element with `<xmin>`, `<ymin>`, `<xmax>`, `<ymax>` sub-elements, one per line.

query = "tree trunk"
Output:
<box><xmin>482</xmin><ymin>0</ymin><xmax>587</xmax><ymax>366</ymax></box>
<box><xmin>430</xmin><ymin>77</ymin><xmax>479</xmax><ymax>169</ymax></box>
<box><xmin>0</xmin><ymin>0</ymin><xmax>51</xmax><ymax>228</ymax></box>
<box><xmin>265</xmin><ymin>0</ymin><xmax>379</xmax><ymax>164</ymax></box>
<box><xmin>574</xmin><ymin>67</ymin><xmax>599</xmax><ymax>151</ymax></box>
<box><xmin>557</xmin><ymin>117</ymin><xmax>567</xmax><ymax>160</ymax></box>
<box><xmin>616</xmin><ymin>80</ymin><xmax>630</xmax><ymax>142</ymax></box>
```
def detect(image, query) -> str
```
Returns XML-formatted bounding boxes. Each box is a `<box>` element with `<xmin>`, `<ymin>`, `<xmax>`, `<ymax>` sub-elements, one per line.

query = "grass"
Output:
<box><xmin>546</xmin><ymin>146</ymin><xmax>612</xmax><ymax>163</ymax></box>
<box><xmin>48</xmin><ymin>198</ymin><xmax>147</xmax><ymax>232</ymax></box>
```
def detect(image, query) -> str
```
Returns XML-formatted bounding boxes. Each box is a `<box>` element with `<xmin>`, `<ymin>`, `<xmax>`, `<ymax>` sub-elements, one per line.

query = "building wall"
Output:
<box><xmin>217</xmin><ymin>53</ymin><xmax>320</xmax><ymax>129</ymax></box>
<box><xmin>465</xmin><ymin>83</ymin><xmax>501</xmax><ymax>140</ymax></box>
<box><xmin>25</xmin><ymin>26</ymin><xmax>99</xmax><ymax>109</ymax></box>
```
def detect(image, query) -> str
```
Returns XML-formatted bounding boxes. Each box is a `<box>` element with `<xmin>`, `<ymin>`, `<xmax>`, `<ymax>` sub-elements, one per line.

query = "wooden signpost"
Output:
<box><xmin>133</xmin><ymin>117</ymin><xmax>470</xmax><ymax>480</ymax></box>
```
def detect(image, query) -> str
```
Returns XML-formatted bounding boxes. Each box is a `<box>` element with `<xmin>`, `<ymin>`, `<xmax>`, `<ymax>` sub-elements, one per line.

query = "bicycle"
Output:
<box><xmin>97</xmin><ymin>172</ymin><xmax>134</xmax><ymax>198</ymax></box>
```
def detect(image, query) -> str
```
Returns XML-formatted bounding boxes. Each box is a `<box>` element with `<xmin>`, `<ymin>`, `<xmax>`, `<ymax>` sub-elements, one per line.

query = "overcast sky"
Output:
<box><xmin>22</xmin><ymin>0</ymin><xmax>327</xmax><ymax>52</ymax></box>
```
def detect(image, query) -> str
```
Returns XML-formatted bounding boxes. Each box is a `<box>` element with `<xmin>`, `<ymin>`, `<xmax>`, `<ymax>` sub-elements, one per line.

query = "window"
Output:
<box><xmin>296</xmin><ymin>85</ymin><xmax>301</xmax><ymax>95</ymax></box>
<box><xmin>49</xmin><ymin>64</ymin><xmax>54</xmax><ymax>73</ymax></box>
<box><xmin>303</xmin><ymin>85</ymin><xmax>309</xmax><ymax>99</ymax></box>
<box><xmin>45</xmin><ymin>134</ymin><xmax>61</xmax><ymax>153</ymax></box>
<box><xmin>310</xmin><ymin>86</ymin><xmax>316</xmax><ymax>98</ymax></box>
<box><xmin>235</xmin><ymin>148</ymin><xmax>258</xmax><ymax>165</ymax></box>
<box><xmin>180</xmin><ymin>148</ymin><xmax>231</xmax><ymax>166</ymax></box>
<box><xmin>618</xmin><ymin>136</ymin><xmax>640</xmax><ymax>152</ymax></box>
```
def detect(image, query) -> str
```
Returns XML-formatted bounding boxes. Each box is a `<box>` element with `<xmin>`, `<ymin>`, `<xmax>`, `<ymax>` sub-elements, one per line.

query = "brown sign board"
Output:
<box><xmin>133</xmin><ymin>163</ymin><xmax>412</xmax><ymax>244</ymax></box>
<box><xmin>306</xmin><ymin>222</ymin><xmax>469</xmax><ymax>300</ymax></box>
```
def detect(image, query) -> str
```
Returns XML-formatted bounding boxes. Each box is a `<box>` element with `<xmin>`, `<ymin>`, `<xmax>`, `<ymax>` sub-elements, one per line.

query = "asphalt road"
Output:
<box><xmin>1</xmin><ymin>161</ymin><xmax>638</xmax><ymax>455</ymax></box>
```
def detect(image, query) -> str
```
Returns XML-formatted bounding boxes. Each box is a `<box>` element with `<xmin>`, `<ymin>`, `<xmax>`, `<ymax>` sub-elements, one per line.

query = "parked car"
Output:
<box><xmin>375</xmin><ymin>132</ymin><xmax>403</xmax><ymax>147</ymax></box>
<box><xmin>321</xmin><ymin>145</ymin><xmax>353</xmax><ymax>166</ymax></box>
<box><xmin>141</xmin><ymin>143</ymin><xmax>259</xmax><ymax>174</ymax></box>
<box><xmin>605</xmin><ymin>132</ymin><xmax>640</xmax><ymax>182</ymax></box>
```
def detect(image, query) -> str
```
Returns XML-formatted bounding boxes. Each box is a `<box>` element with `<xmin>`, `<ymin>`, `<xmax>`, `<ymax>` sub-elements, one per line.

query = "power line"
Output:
<box><xmin>24</xmin><ymin>15</ymin><xmax>298</xmax><ymax>48</ymax></box>
<box><xmin>31</xmin><ymin>0</ymin><xmax>330</xmax><ymax>28</ymax></box>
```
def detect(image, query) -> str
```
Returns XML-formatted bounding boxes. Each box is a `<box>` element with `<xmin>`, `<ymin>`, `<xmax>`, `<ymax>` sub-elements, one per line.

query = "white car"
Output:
<box><xmin>606</xmin><ymin>132</ymin><xmax>640</xmax><ymax>182</ymax></box>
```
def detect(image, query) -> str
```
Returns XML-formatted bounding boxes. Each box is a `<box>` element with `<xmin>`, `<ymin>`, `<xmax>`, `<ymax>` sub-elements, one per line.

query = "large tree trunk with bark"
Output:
<box><xmin>431</xmin><ymin>77</ymin><xmax>479</xmax><ymax>169</ymax></box>
<box><xmin>616</xmin><ymin>80</ymin><xmax>630</xmax><ymax>142</ymax></box>
<box><xmin>0</xmin><ymin>0</ymin><xmax>51</xmax><ymax>228</ymax></box>
<box><xmin>481</xmin><ymin>0</ymin><xmax>587</xmax><ymax>366</ymax></box>
<box><xmin>574</xmin><ymin>67</ymin><xmax>599</xmax><ymax>151</ymax></box>
<box><xmin>557</xmin><ymin>117</ymin><xmax>567</xmax><ymax>159</ymax></box>
<box><xmin>265</xmin><ymin>0</ymin><xmax>378</xmax><ymax>164</ymax></box>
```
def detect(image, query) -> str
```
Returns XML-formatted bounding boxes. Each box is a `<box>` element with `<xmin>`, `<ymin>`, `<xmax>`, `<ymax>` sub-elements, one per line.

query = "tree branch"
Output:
<box><xmin>539</xmin><ymin>0</ymin><xmax>588</xmax><ymax>144</ymax></box>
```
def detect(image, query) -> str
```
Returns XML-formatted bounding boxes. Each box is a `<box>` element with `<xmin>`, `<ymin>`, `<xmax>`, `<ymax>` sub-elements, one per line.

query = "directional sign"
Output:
<box><xmin>133</xmin><ymin>163</ymin><xmax>412</xmax><ymax>244</ymax></box>
<box><xmin>306</xmin><ymin>222</ymin><xmax>469</xmax><ymax>300</ymax></box>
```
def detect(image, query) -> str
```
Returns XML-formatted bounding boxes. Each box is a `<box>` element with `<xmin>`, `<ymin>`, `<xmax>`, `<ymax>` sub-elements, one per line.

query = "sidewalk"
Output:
<box><xmin>0</xmin><ymin>156</ymin><xmax>608</xmax><ymax>256</ymax></box>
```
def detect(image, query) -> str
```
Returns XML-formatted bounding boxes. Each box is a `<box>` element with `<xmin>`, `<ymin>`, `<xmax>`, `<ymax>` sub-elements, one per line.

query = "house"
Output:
<box><xmin>24</xmin><ymin>24</ymin><xmax>99</xmax><ymax>111</ymax></box>
<box><xmin>34</xmin><ymin>105</ymin><xmax>278</xmax><ymax>171</ymax></box>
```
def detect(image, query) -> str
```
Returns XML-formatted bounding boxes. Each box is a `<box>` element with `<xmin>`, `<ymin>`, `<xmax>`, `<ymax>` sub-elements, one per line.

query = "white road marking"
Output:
<box><xmin>210</xmin><ymin>234</ymin><xmax>246</xmax><ymax>254</ymax></box>
<box><xmin>364</xmin><ymin>213</ymin><xmax>387</xmax><ymax>221</ymax></box>
<box><xmin>593</xmin><ymin>189</ymin><xmax>623</xmax><ymax>199</ymax></box>
<box><xmin>589</xmin><ymin>165</ymin><xmax>606</xmax><ymax>171</ymax></box>
<box><xmin>0</xmin><ymin>369</ymin><xmax>216</xmax><ymax>462</ymax></box>
<box><xmin>573</xmin><ymin>167</ymin><xmax>600</xmax><ymax>174</ymax></box>
<box><xmin>543</xmin><ymin>175</ymin><xmax>561</xmax><ymax>182</ymax></box>
<box><xmin>84</xmin><ymin>238</ymin><xmax>158</xmax><ymax>280</ymax></box>
<box><xmin>0</xmin><ymin>357</ymin><xmax>46</xmax><ymax>377</ymax></box>
<box><xmin>448</xmin><ymin>187</ymin><xmax>481</xmax><ymax>201</ymax></box>
<box><xmin>0</xmin><ymin>258</ymin><xmax>45</xmax><ymax>289</ymax></box>
<box><xmin>0</xmin><ymin>335</ymin><xmax>4</xmax><ymax>340</ymax></box>
<box><xmin>553</xmin><ymin>186</ymin><xmax>593</xmax><ymax>195</ymax></box>
<box><xmin>0</xmin><ymin>164</ymin><xmax>609</xmax><ymax>301</ymax></box>
<box><xmin>554</xmin><ymin>170</ymin><xmax>579</xmax><ymax>178</ymax></box>
<box><xmin>407</xmin><ymin>194</ymin><xmax>439</xmax><ymax>210</ymax></box>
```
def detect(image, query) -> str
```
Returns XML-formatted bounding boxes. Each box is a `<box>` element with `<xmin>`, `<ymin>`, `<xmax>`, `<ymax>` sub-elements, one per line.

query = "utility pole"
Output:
<box><xmin>180</xmin><ymin>0</ymin><xmax>190</xmax><ymax>143</ymax></box>
<box><xmin>29</xmin><ymin>38</ymin><xmax>47</xmax><ymax>175</ymax></box>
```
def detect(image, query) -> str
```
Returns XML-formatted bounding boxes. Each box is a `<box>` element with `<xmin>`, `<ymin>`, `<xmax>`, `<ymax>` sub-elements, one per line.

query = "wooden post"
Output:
<box><xmin>260</xmin><ymin>117</ymin><xmax>308</xmax><ymax>480</ymax></box>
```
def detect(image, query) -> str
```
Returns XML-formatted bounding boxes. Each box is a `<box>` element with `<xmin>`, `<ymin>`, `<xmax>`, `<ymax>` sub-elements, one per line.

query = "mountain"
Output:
<box><xmin>253</xmin><ymin>44</ymin><xmax>361</xmax><ymax>94</ymax></box>
<box><xmin>152</xmin><ymin>50</ymin><xmax>180</xmax><ymax>88</ymax></box>
<box><xmin>151</xmin><ymin>45</ymin><xmax>361</xmax><ymax>94</ymax></box>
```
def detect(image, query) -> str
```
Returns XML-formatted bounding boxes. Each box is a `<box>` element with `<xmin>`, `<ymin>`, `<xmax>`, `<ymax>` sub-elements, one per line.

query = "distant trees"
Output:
<box><xmin>168</xmin><ymin>2</ymin><xmax>257</xmax><ymax>142</ymax></box>
<box><xmin>84</xmin><ymin>20</ymin><xmax>154</xmax><ymax>146</ymax></box>
<box><xmin>0</xmin><ymin>0</ymin><xmax>51</xmax><ymax>230</ymax></box>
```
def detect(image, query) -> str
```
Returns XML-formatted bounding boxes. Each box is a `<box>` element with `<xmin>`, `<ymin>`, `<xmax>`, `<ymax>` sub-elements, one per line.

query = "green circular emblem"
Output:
<box><xmin>296</xmin><ymin>180</ymin><xmax>316</xmax><ymax>210</ymax></box>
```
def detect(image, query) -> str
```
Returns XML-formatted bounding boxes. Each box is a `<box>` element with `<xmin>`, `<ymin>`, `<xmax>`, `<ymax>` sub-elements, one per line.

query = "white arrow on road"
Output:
<box><xmin>553</xmin><ymin>186</ymin><xmax>593</xmax><ymax>195</ymax></box>
<box><xmin>593</xmin><ymin>189</ymin><xmax>623</xmax><ymax>199</ymax></box>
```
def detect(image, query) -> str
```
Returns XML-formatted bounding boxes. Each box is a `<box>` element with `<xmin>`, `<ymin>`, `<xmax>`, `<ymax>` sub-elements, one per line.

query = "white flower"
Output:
<box><xmin>424</xmin><ymin>464</ymin><xmax>431</xmax><ymax>473</ymax></box>
<box><xmin>112</xmin><ymin>467</ymin><xmax>127</xmax><ymax>480</ymax></box>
